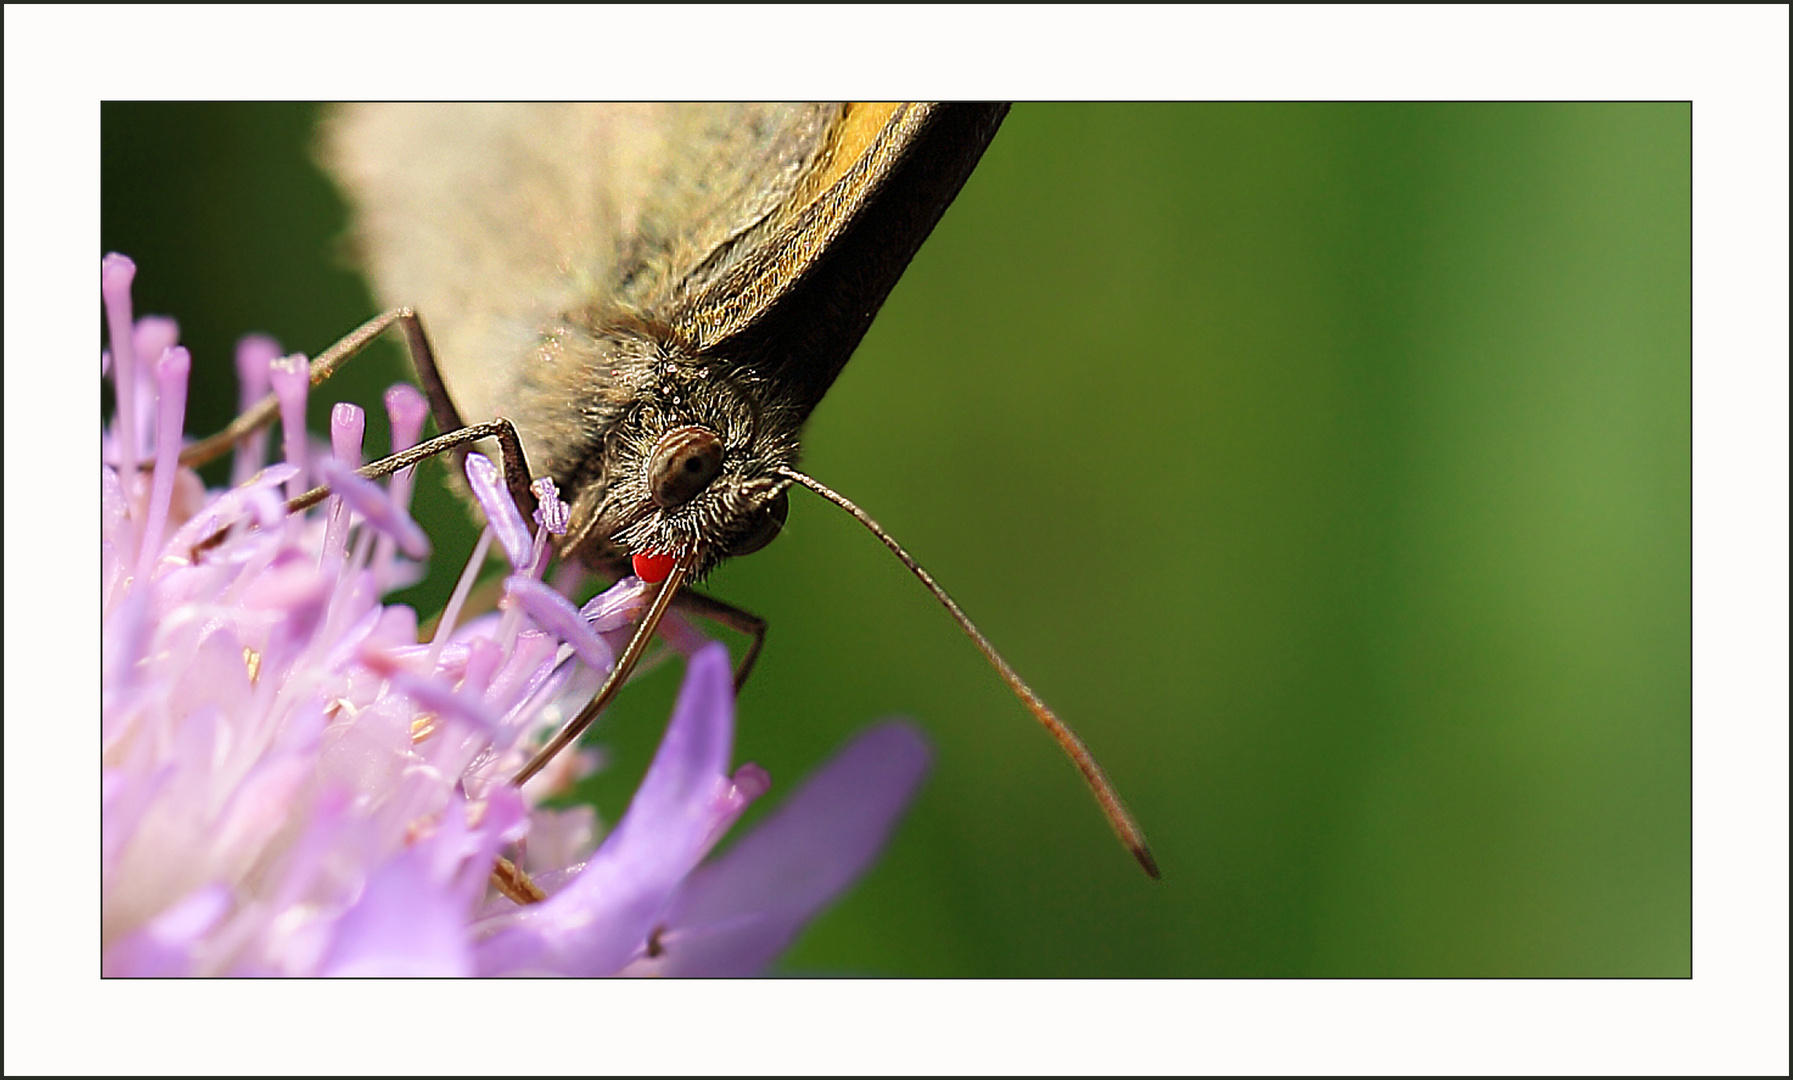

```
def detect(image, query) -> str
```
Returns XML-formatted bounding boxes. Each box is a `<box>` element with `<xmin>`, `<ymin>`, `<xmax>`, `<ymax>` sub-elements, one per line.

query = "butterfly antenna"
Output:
<box><xmin>777</xmin><ymin>467</ymin><xmax>1160</xmax><ymax>879</ymax></box>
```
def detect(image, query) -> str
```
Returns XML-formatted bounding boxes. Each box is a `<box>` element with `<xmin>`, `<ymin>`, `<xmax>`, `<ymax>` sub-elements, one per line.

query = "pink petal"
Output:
<box><xmin>476</xmin><ymin>644</ymin><xmax>747</xmax><ymax>975</ymax></box>
<box><xmin>621</xmin><ymin>722</ymin><xmax>930</xmax><ymax>977</ymax></box>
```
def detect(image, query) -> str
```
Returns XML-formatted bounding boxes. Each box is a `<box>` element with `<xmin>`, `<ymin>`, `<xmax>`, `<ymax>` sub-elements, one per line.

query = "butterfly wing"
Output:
<box><xmin>665</xmin><ymin>103</ymin><xmax>1010</xmax><ymax>418</ymax></box>
<box><xmin>326</xmin><ymin>103</ymin><xmax>1006</xmax><ymax>430</ymax></box>
<box><xmin>323</xmin><ymin>102</ymin><xmax>841</xmax><ymax>428</ymax></box>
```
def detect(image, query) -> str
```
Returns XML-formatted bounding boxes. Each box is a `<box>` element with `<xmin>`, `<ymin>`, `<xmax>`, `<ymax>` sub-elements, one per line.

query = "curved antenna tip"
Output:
<box><xmin>780</xmin><ymin>466</ymin><xmax>1162</xmax><ymax>883</ymax></box>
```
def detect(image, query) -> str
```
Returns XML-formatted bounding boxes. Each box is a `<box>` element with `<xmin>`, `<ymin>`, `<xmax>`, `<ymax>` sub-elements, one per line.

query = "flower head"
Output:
<box><xmin>100</xmin><ymin>255</ymin><xmax>929</xmax><ymax>976</ymax></box>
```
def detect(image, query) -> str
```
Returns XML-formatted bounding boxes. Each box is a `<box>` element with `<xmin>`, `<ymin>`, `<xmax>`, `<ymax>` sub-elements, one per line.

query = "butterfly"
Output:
<box><xmin>322</xmin><ymin>103</ymin><xmax>1155</xmax><ymax>877</ymax></box>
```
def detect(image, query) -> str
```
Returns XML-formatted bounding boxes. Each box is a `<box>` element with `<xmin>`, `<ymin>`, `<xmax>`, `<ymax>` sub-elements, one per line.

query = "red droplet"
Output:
<box><xmin>632</xmin><ymin>551</ymin><xmax>677</xmax><ymax>584</ymax></box>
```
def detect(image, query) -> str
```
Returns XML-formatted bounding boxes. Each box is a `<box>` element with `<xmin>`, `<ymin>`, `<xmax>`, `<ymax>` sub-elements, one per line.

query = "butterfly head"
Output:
<box><xmin>543</xmin><ymin>326</ymin><xmax>797</xmax><ymax>581</ymax></box>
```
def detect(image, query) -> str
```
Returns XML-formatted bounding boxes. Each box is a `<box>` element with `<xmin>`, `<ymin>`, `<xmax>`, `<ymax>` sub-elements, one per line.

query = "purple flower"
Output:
<box><xmin>100</xmin><ymin>254</ymin><xmax>930</xmax><ymax>976</ymax></box>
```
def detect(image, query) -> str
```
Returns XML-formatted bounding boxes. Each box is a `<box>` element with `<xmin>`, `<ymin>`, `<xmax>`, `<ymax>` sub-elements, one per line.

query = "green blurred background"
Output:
<box><xmin>102</xmin><ymin>103</ymin><xmax>1690</xmax><ymax>976</ymax></box>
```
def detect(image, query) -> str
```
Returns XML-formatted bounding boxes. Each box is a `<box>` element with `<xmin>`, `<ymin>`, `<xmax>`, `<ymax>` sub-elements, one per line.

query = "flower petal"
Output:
<box><xmin>620</xmin><ymin>722</ymin><xmax>931</xmax><ymax>977</ymax></box>
<box><xmin>319</xmin><ymin>828</ymin><xmax>487</xmax><ymax>976</ymax></box>
<box><xmin>506</xmin><ymin>576</ymin><xmax>614</xmax><ymax>674</ymax></box>
<box><xmin>319</xmin><ymin>457</ymin><xmax>428</xmax><ymax>560</ymax></box>
<box><xmin>476</xmin><ymin>643</ymin><xmax>743</xmax><ymax>975</ymax></box>
<box><xmin>102</xmin><ymin>884</ymin><xmax>233</xmax><ymax>977</ymax></box>
<box><xmin>464</xmin><ymin>453</ymin><xmax>533</xmax><ymax>569</ymax></box>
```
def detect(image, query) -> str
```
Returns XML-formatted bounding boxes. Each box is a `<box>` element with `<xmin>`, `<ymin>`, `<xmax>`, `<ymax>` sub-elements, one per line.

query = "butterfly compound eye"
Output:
<box><xmin>728</xmin><ymin>490</ymin><xmax>789</xmax><ymax>556</ymax></box>
<box><xmin>647</xmin><ymin>425</ymin><xmax>725</xmax><ymax>509</ymax></box>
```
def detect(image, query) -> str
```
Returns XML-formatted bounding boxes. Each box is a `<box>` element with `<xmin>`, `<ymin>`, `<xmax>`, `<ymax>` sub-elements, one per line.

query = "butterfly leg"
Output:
<box><xmin>291</xmin><ymin>418</ymin><xmax>535</xmax><ymax>517</ymax></box>
<box><xmin>180</xmin><ymin>307</ymin><xmax>463</xmax><ymax>468</ymax></box>
<box><xmin>188</xmin><ymin>417</ymin><xmax>538</xmax><ymax>560</ymax></box>
<box><xmin>669</xmin><ymin>587</ymin><xmax>768</xmax><ymax>693</ymax></box>
<box><xmin>181</xmin><ymin>305</ymin><xmax>543</xmax><ymax>556</ymax></box>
